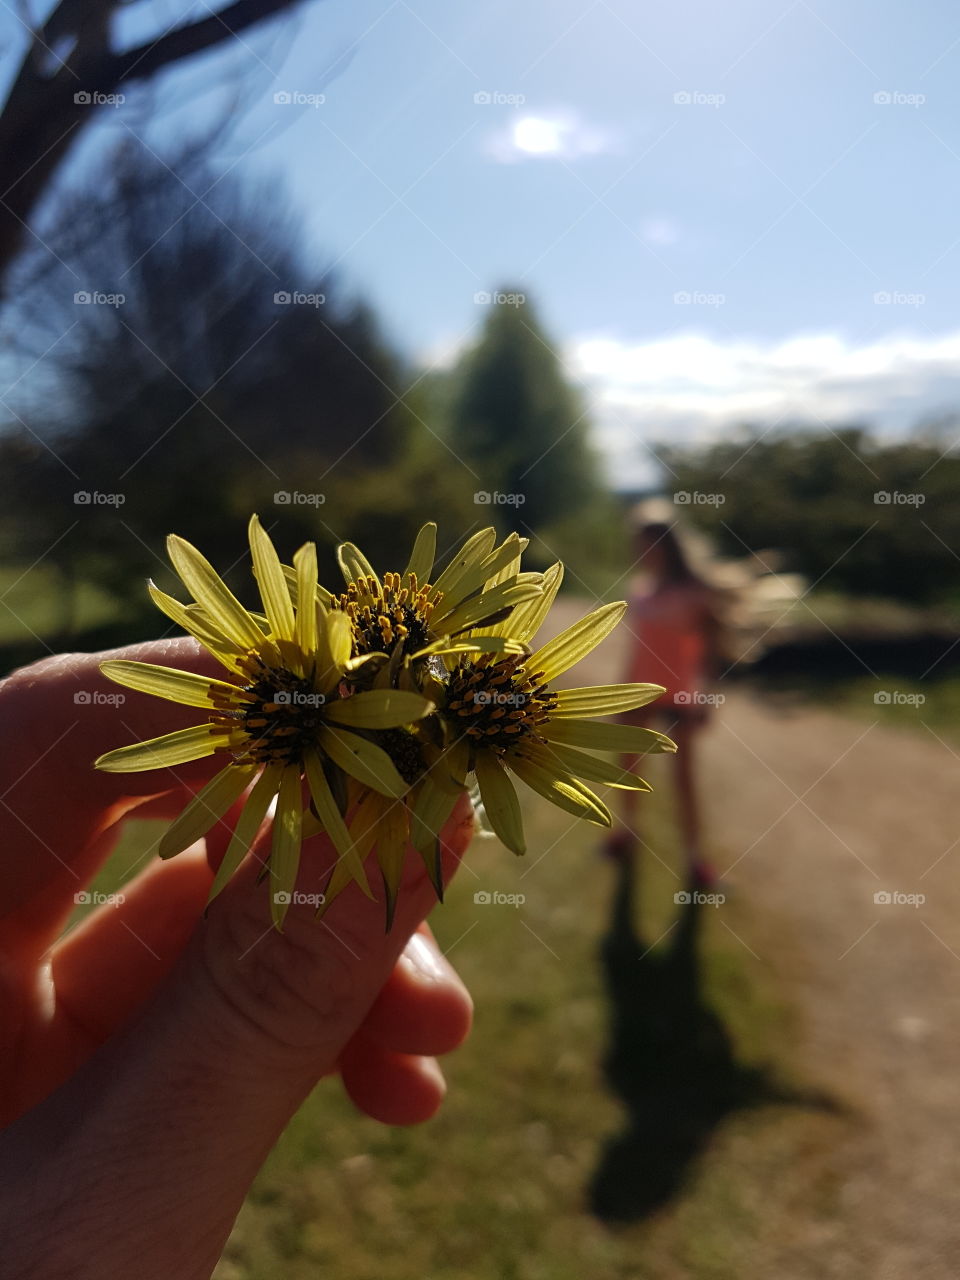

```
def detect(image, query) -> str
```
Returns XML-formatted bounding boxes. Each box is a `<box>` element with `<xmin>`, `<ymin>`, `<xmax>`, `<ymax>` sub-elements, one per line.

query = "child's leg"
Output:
<box><xmin>603</xmin><ymin>711</ymin><xmax>651</xmax><ymax>859</ymax></box>
<box><xmin>671</xmin><ymin>718</ymin><xmax>714</xmax><ymax>885</ymax></box>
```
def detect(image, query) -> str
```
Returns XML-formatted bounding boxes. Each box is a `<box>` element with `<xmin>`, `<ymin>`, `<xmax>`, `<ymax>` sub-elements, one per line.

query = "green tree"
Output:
<box><xmin>659</xmin><ymin>426</ymin><xmax>960</xmax><ymax>607</ymax></box>
<box><xmin>446</xmin><ymin>289</ymin><xmax>609</xmax><ymax>561</ymax></box>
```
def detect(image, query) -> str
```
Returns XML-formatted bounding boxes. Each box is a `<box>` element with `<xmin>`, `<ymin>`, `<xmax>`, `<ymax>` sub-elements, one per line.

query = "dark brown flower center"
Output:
<box><xmin>443</xmin><ymin>655</ymin><xmax>558</xmax><ymax>752</ymax></box>
<box><xmin>210</xmin><ymin>652</ymin><xmax>326</xmax><ymax>765</ymax></box>
<box><xmin>335</xmin><ymin>571</ymin><xmax>440</xmax><ymax>659</ymax></box>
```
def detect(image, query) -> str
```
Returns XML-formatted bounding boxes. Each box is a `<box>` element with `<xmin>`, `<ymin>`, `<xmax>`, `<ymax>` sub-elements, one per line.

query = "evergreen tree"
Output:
<box><xmin>447</xmin><ymin>289</ymin><xmax>605</xmax><ymax>540</ymax></box>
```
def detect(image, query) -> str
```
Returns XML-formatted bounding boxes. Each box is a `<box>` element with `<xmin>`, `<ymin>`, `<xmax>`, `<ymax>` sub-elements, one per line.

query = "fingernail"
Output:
<box><xmin>403</xmin><ymin>931</ymin><xmax>448</xmax><ymax>983</ymax></box>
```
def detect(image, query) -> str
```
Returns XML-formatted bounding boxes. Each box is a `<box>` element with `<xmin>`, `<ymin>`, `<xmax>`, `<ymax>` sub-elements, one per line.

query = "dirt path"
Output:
<box><xmin>552</xmin><ymin>600</ymin><xmax>960</xmax><ymax>1277</ymax></box>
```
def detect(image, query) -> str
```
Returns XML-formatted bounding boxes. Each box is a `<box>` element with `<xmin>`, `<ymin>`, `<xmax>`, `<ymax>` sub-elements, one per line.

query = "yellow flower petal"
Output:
<box><xmin>167</xmin><ymin>534</ymin><xmax>265</xmax><ymax>652</ymax></box>
<box><xmin>325</xmin><ymin>689</ymin><xmax>434</xmax><ymax>730</ymax></box>
<box><xmin>509</xmin><ymin>753</ymin><xmax>611</xmax><ymax>826</ymax></box>
<box><xmin>429</xmin><ymin>527</ymin><xmax>497</xmax><ymax>601</ymax></box>
<box><xmin>158</xmin><ymin>763</ymin><xmax>257</xmax><ymax>859</ymax></box>
<box><xmin>552</xmin><ymin>683</ymin><xmax>666</xmax><ymax>719</ymax></box>
<box><xmin>418</xmin><ymin>636</ymin><xmax>527</xmax><ymax>659</ymax></box>
<box><xmin>316</xmin><ymin>854</ymin><xmax>357</xmax><ymax>919</ymax></box>
<box><xmin>269</xmin><ymin>766</ymin><xmax>303</xmax><ymax>931</ymax></box>
<box><xmin>523</xmin><ymin>740</ymin><xmax>653</xmax><ymax>792</ymax></box>
<box><xmin>100</xmin><ymin>659</ymin><xmax>240</xmax><ymax>709</ymax></box>
<box><xmin>304</xmin><ymin>749</ymin><xmax>373</xmax><ymax>897</ymax></box>
<box><xmin>337</xmin><ymin>541</ymin><xmax>380</xmax><ymax>591</ymax></box>
<box><xmin>439</xmin><ymin>533</ymin><xmax>529</xmax><ymax>609</ymax></box>
<box><xmin>540</xmin><ymin>718</ymin><xmax>676</xmax><ymax>754</ymax></box>
<box><xmin>318</xmin><ymin>725</ymin><xmax>408</xmax><ymax>798</ymax></box>
<box><xmin>474</xmin><ymin>750</ymin><xmax>526</xmax><ymax>855</ymax></box>
<box><xmin>248</xmin><ymin>515</ymin><xmax>296</xmax><ymax>643</ymax></box>
<box><xmin>409</xmin><ymin>776</ymin><xmax>461</xmax><ymax>898</ymax></box>
<box><xmin>206</xmin><ymin>764</ymin><xmax>283</xmax><ymax>906</ymax></box>
<box><xmin>325</xmin><ymin>610</ymin><xmax>353</xmax><ymax>673</ymax></box>
<box><xmin>479</xmin><ymin>532</ymin><xmax>527</xmax><ymax>590</ymax></box>
<box><xmin>437</xmin><ymin>580</ymin><xmax>543</xmax><ymax>638</ymax></box>
<box><xmin>94</xmin><ymin>724</ymin><xmax>231</xmax><ymax>772</ymax></box>
<box><xmin>147</xmin><ymin>582</ymin><xmax>245</xmax><ymax>673</ymax></box>
<box><xmin>293</xmin><ymin>542</ymin><xmax>318</xmax><ymax>657</ymax></box>
<box><xmin>374</xmin><ymin>796</ymin><xmax>409</xmax><ymax>931</ymax></box>
<box><xmin>526</xmin><ymin>600</ymin><xmax>626</xmax><ymax>682</ymax></box>
<box><xmin>498</xmin><ymin>560</ymin><xmax>563</xmax><ymax>643</ymax></box>
<box><xmin>282</xmin><ymin>562</ymin><xmax>334</xmax><ymax>609</ymax></box>
<box><xmin>403</xmin><ymin>522</ymin><xmax>437</xmax><ymax>584</ymax></box>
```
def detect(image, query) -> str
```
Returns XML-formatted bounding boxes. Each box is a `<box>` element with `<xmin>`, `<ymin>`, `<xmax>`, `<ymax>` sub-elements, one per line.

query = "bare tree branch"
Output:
<box><xmin>0</xmin><ymin>0</ymin><xmax>315</xmax><ymax>288</ymax></box>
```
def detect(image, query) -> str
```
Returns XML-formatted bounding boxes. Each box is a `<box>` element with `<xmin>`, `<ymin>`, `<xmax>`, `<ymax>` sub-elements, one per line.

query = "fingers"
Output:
<box><xmin>337</xmin><ymin>927</ymin><xmax>472</xmax><ymax>1125</ymax></box>
<box><xmin>51</xmin><ymin>847</ymin><xmax>213</xmax><ymax>1040</ymax></box>
<box><xmin>339</xmin><ymin>1038</ymin><xmax>447</xmax><ymax>1126</ymax></box>
<box><xmin>0</xmin><ymin>800</ymin><xmax>475</xmax><ymax>1280</ymax></box>
<box><xmin>358</xmin><ymin>925</ymin><xmax>473</xmax><ymax>1056</ymax></box>
<box><xmin>0</xmin><ymin>640</ymin><xmax>228</xmax><ymax>930</ymax></box>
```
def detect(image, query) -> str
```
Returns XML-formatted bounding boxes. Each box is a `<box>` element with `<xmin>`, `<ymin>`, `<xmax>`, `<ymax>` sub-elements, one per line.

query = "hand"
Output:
<box><xmin>0</xmin><ymin>640</ymin><xmax>475</xmax><ymax>1280</ymax></box>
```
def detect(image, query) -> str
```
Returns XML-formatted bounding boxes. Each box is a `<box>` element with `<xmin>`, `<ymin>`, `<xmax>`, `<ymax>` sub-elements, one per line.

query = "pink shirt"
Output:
<box><xmin>626</xmin><ymin>585</ymin><xmax>711</xmax><ymax>707</ymax></box>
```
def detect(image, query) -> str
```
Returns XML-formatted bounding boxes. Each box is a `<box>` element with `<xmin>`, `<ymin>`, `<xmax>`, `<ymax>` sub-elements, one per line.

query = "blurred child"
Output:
<box><xmin>606</xmin><ymin>512</ymin><xmax>724</xmax><ymax>887</ymax></box>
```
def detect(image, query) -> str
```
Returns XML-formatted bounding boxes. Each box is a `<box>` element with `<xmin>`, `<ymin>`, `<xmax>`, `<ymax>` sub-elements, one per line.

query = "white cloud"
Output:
<box><xmin>485</xmin><ymin>111</ymin><xmax>615</xmax><ymax>163</ymax></box>
<box><xmin>417</xmin><ymin>327</ymin><xmax>960</xmax><ymax>491</ymax></box>
<box><xmin>569</xmin><ymin>329</ymin><xmax>960</xmax><ymax>489</ymax></box>
<box><xmin>639</xmin><ymin>217</ymin><xmax>680</xmax><ymax>246</ymax></box>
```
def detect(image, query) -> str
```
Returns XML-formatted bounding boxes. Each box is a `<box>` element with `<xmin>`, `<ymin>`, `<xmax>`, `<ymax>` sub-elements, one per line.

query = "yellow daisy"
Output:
<box><xmin>324</xmin><ymin>523</ymin><xmax>542</xmax><ymax>670</ymax></box>
<box><xmin>430</xmin><ymin>563</ymin><xmax>676</xmax><ymax>855</ymax></box>
<box><xmin>95</xmin><ymin>515</ymin><xmax>435</xmax><ymax>930</ymax></box>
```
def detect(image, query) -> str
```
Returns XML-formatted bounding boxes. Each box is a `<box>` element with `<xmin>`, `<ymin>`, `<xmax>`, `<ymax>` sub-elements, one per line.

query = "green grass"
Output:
<box><xmin>68</xmin><ymin>780</ymin><xmax>830</xmax><ymax>1280</ymax></box>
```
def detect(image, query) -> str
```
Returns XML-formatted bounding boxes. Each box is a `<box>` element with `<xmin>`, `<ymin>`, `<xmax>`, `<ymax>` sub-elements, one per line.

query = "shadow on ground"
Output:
<box><xmin>589</xmin><ymin>845</ymin><xmax>841</xmax><ymax>1223</ymax></box>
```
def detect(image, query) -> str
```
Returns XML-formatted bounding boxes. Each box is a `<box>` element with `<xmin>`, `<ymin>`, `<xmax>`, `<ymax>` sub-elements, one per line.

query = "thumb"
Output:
<box><xmin>2</xmin><ymin>796</ymin><xmax>474</xmax><ymax>1280</ymax></box>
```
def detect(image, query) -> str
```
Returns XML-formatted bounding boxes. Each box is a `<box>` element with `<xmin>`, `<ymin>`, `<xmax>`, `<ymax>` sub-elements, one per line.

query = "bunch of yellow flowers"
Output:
<box><xmin>96</xmin><ymin>517</ymin><xmax>674</xmax><ymax>929</ymax></box>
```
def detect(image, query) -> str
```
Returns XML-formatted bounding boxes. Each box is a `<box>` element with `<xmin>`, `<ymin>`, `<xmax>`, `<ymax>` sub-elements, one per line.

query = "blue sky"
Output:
<box><xmin>10</xmin><ymin>0</ymin><xmax>960</xmax><ymax>484</ymax></box>
<box><xmin>236</xmin><ymin>0</ymin><xmax>960</xmax><ymax>482</ymax></box>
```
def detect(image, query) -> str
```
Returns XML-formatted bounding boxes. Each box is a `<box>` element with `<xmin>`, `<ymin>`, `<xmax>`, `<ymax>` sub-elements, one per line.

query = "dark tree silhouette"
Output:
<box><xmin>0</xmin><ymin>0</ymin><xmax>323</xmax><ymax>284</ymax></box>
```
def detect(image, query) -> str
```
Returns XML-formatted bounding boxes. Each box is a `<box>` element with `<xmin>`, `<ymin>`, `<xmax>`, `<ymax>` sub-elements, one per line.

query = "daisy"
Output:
<box><xmin>95</xmin><ymin>516</ymin><xmax>435</xmax><ymax>930</ymax></box>
<box><xmin>429</xmin><ymin>562</ymin><xmax>676</xmax><ymax>855</ymax></box>
<box><xmin>323</xmin><ymin>522</ymin><xmax>542</xmax><ymax>672</ymax></box>
<box><xmin>305</xmin><ymin>523</ymin><xmax>544</xmax><ymax>926</ymax></box>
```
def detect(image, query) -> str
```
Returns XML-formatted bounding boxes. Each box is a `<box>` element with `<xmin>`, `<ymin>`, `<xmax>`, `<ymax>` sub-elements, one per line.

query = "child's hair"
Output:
<box><xmin>626</xmin><ymin>499</ymin><xmax>806</xmax><ymax>665</ymax></box>
<box><xmin>631</xmin><ymin>518</ymin><xmax>706</xmax><ymax>587</ymax></box>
